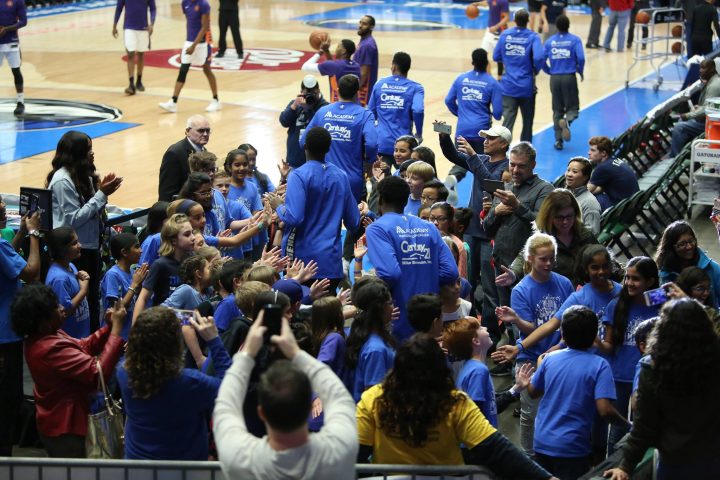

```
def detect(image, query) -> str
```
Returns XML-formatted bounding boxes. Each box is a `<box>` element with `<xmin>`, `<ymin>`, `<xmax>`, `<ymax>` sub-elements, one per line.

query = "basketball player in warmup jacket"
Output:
<box><xmin>0</xmin><ymin>0</ymin><xmax>26</xmax><ymax>115</ymax></box>
<box><xmin>158</xmin><ymin>0</ymin><xmax>220</xmax><ymax>113</ymax></box>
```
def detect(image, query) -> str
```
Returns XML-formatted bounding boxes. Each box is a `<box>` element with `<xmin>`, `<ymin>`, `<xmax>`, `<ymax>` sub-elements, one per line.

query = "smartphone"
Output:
<box><xmin>19</xmin><ymin>192</ymin><xmax>39</xmax><ymax>216</ymax></box>
<box><xmin>433</xmin><ymin>122</ymin><xmax>452</xmax><ymax>135</ymax></box>
<box><xmin>172</xmin><ymin>309</ymin><xmax>195</xmax><ymax>326</ymax></box>
<box><xmin>482</xmin><ymin>179</ymin><xmax>505</xmax><ymax>196</ymax></box>
<box><xmin>197</xmin><ymin>301</ymin><xmax>214</xmax><ymax>318</ymax></box>
<box><xmin>643</xmin><ymin>287</ymin><xmax>667</xmax><ymax>307</ymax></box>
<box><xmin>262</xmin><ymin>303</ymin><xmax>283</xmax><ymax>343</ymax></box>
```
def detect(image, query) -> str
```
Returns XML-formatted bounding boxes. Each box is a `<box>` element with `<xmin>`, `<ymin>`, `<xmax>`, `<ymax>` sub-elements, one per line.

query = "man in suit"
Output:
<box><xmin>158</xmin><ymin>114</ymin><xmax>210</xmax><ymax>201</ymax></box>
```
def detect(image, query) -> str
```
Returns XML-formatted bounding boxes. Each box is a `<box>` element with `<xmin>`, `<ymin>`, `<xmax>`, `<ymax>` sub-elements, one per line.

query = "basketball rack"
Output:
<box><xmin>625</xmin><ymin>8</ymin><xmax>685</xmax><ymax>91</ymax></box>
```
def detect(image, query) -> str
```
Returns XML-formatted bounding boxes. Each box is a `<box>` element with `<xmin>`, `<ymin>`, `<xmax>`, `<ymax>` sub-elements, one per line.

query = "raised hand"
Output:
<box><xmin>495</xmin><ymin>265</ymin><xmax>516</xmax><ymax>287</ymax></box>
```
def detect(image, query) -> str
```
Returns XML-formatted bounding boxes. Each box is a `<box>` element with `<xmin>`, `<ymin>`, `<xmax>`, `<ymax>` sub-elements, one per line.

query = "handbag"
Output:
<box><xmin>86</xmin><ymin>360</ymin><xmax>125</xmax><ymax>459</ymax></box>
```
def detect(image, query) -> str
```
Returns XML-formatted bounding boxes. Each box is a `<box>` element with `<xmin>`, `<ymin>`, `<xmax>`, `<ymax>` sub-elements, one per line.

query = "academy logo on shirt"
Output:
<box><xmin>395</xmin><ymin>224</ymin><xmax>430</xmax><ymax>237</ymax></box>
<box><xmin>534</xmin><ymin>294</ymin><xmax>563</xmax><ymax>326</ymax></box>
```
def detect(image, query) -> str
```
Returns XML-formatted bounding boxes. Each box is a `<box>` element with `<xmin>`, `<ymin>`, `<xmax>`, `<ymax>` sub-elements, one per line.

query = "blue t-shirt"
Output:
<box><xmin>309</xmin><ymin>332</ymin><xmax>347</xmax><ymax>431</ymax></box>
<box><xmin>351</xmin><ymin>333</ymin><xmax>395</xmax><ymax>402</ymax></box>
<box><xmin>493</xmin><ymin>26</ymin><xmax>545</xmax><ymax>98</ymax></box>
<box><xmin>228</xmin><ymin>181</ymin><xmax>266</xmax><ymax>250</ymax></box>
<box><xmin>511</xmin><ymin>272</ymin><xmax>573</xmax><ymax>363</ymax></box>
<box><xmin>532</xmin><ymin>348</ymin><xmax>616</xmax><ymax>457</ymax></box>
<box><xmin>162</xmin><ymin>284</ymin><xmax>205</xmax><ymax>310</ymax></box>
<box><xmin>445</xmin><ymin>70</ymin><xmax>503</xmax><ymax>139</ymax></box>
<box><xmin>403</xmin><ymin>196</ymin><xmax>422</xmax><ymax>217</ymax></box>
<box><xmin>301</xmin><ymin>101</ymin><xmax>378</xmax><ymax>202</ymax></box>
<box><xmin>212</xmin><ymin>190</ymin><xmax>229</xmax><ymax>231</ymax></box>
<box><xmin>368</xmin><ymin>75</ymin><xmax>425</xmax><ymax>155</ymax></box>
<box><xmin>100</xmin><ymin>264</ymin><xmax>136</xmax><ymax>339</ymax></box>
<box><xmin>139</xmin><ymin>233</ymin><xmax>161</xmax><ymax>267</ymax></box>
<box><xmin>0</xmin><ymin>239</ymin><xmax>26</xmax><ymax>343</ymax></box>
<box><xmin>213</xmin><ymin>294</ymin><xmax>240</xmax><ymax>333</ymax></box>
<box><xmin>366</xmin><ymin>213</ymin><xmax>459</xmax><ymax>342</ymax></box>
<box><xmin>632</xmin><ymin>354</ymin><xmax>651</xmax><ymax>394</ymax></box>
<box><xmin>542</xmin><ymin>32</ymin><xmax>585</xmax><ymax>75</ymax></box>
<box><xmin>204</xmin><ymin>207</ymin><xmax>220</xmax><ymax>237</ymax></box>
<box><xmin>246</xmin><ymin>174</ymin><xmax>276</xmax><ymax>197</ymax></box>
<box><xmin>456</xmin><ymin>359</ymin><xmax>498</xmax><ymax>427</ymax></box>
<box><xmin>278</xmin><ymin>160</ymin><xmax>360</xmax><ymax>280</ymax></box>
<box><xmin>117</xmin><ymin>336</ymin><xmax>230</xmax><ymax>460</ymax></box>
<box><xmin>603</xmin><ymin>299</ymin><xmax>659</xmax><ymax>383</ymax></box>
<box><xmin>182</xmin><ymin>0</ymin><xmax>209</xmax><ymax>43</ymax></box>
<box><xmin>225</xmin><ymin>195</ymin><xmax>253</xmax><ymax>257</ymax></box>
<box><xmin>589</xmin><ymin>158</ymin><xmax>639</xmax><ymax>207</ymax></box>
<box><xmin>45</xmin><ymin>262</ymin><xmax>91</xmax><ymax>339</ymax></box>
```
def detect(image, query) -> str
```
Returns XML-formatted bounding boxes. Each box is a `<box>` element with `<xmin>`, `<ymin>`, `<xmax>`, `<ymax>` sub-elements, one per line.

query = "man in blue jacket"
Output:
<box><xmin>542</xmin><ymin>15</ymin><xmax>584</xmax><ymax>151</ymax></box>
<box><xmin>268</xmin><ymin>127</ymin><xmax>360</xmax><ymax>292</ymax></box>
<box><xmin>366</xmin><ymin>176</ymin><xmax>459</xmax><ymax>342</ymax></box>
<box><xmin>368</xmin><ymin>51</ymin><xmax>425</xmax><ymax>168</ymax></box>
<box><xmin>493</xmin><ymin>9</ymin><xmax>545</xmax><ymax>143</ymax></box>
<box><xmin>301</xmin><ymin>74</ymin><xmax>378</xmax><ymax>203</ymax></box>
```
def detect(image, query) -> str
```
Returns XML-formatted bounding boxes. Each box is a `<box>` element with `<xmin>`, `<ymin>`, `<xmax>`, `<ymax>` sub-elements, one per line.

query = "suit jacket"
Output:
<box><xmin>158</xmin><ymin>138</ymin><xmax>197</xmax><ymax>201</ymax></box>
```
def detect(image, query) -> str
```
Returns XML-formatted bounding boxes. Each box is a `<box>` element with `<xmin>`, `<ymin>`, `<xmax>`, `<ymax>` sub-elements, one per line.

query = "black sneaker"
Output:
<box><xmin>490</xmin><ymin>363</ymin><xmax>512</xmax><ymax>377</ymax></box>
<box><xmin>554</xmin><ymin>140</ymin><xmax>564</xmax><ymax>150</ymax></box>
<box><xmin>215</xmin><ymin>51</ymin><xmax>225</xmax><ymax>58</ymax></box>
<box><xmin>124</xmin><ymin>85</ymin><xmax>136</xmax><ymax>95</ymax></box>
<box><xmin>135</xmin><ymin>82</ymin><xmax>145</xmax><ymax>92</ymax></box>
<box><xmin>13</xmin><ymin>102</ymin><xmax>24</xmax><ymax>115</ymax></box>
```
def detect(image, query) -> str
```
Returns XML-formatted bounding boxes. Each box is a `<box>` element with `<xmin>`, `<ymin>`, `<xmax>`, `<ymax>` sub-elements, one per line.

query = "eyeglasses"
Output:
<box><xmin>674</xmin><ymin>238</ymin><xmax>697</xmax><ymax>249</ymax></box>
<box><xmin>692</xmin><ymin>285</ymin><xmax>710</xmax><ymax>293</ymax></box>
<box><xmin>553</xmin><ymin>213</ymin><xmax>575</xmax><ymax>221</ymax></box>
<box><xmin>430</xmin><ymin>216</ymin><xmax>449</xmax><ymax>223</ymax></box>
<box><xmin>195</xmin><ymin>190</ymin><xmax>213</xmax><ymax>197</ymax></box>
<box><xmin>194</xmin><ymin>128</ymin><xmax>211</xmax><ymax>134</ymax></box>
<box><xmin>421</xmin><ymin>195</ymin><xmax>438</xmax><ymax>202</ymax></box>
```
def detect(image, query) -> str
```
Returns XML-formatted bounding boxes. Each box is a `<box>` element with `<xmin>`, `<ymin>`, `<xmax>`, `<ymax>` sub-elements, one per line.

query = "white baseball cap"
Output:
<box><xmin>479</xmin><ymin>125</ymin><xmax>512</xmax><ymax>144</ymax></box>
<box><xmin>303</xmin><ymin>75</ymin><xmax>319</xmax><ymax>89</ymax></box>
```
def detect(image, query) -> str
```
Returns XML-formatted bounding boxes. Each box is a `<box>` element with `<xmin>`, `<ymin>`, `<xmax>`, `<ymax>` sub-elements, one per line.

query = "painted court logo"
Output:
<box><xmin>136</xmin><ymin>47</ymin><xmax>316</xmax><ymax>72</ymax></box>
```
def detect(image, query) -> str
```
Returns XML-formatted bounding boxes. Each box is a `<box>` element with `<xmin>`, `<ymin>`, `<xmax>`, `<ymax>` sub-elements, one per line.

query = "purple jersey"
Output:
<box><xmin>318</xmin><ymin>58</ymin><xmax>361</xmax><ymax>102</ymax></box>
<box><xmin>182</xmin><ymin>0</ymin><xmax>210</xmax><ymax>43</ymax></box>
<box><xmin>487</xmin><ymin>0</ymin><xmax>509</xmax><ymax>29</ymax></box>
<box><xmin>114</xmin><ymin>0</ymin><xmax>157</xmax><ymax>31</ymax></box>
<box><xmin>353</xmin><ymin>35</ymin><xmax>379</xmax><ymax>95</ymax></box>
<box><xmin>0</xmin><ymin>0</ymin><xmax>26</xmax><ymax>45</ymax></box>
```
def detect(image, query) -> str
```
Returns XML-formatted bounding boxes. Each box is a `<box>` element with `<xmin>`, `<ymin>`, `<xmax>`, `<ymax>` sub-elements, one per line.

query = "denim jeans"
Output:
<box><xmin>603</xmin><ymin>9</ymin><xmax>631</xmax><ymax>52</ymax></box>
<box><xmin>519</xmin><ymin>360</ymin><xmax>540</xmax><ymax>457</ymax></box>
<box><xmin>670</xmin><ymin>118</ymin><xmax>705</xmax><ymax>156</ymax></box>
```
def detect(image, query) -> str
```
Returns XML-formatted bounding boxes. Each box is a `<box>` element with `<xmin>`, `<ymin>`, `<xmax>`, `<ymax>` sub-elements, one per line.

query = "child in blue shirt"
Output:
<box><xmin>528</xmin><ymin>306</ymin><xmax>629</xmax><ymax>480</ymax></box>
<box><xmin>214</xmin><ymin>171</ymin><xmax>253</xmax><ymax>259</ymax></box>
<box><xmin>598</xmin><ymin>256</ymin><xmax>660</xmax><ymax>454</ymax></box>
<box><xmin>100</xmin><ymin>233</ymin><xmax>149</xmax><ymax>339</ymax></box>
<box><xmin>344</xmin><ymin>278</ymin><xmax>396</xmax><ymax>402</ymax></box>
<box><xmin>495</xmin><ymin>232</ymin><xmax>573</xmax><ymax>457</ymax></box>
<box><xmin>44</xmin><ymin>227</ymin><xmax>91</xmax><ymax>339</ymax></box>
<box><xmin>404</xmin><ymin>160</ymin><xmax>434</xmax><ymax>216</ymax></box>
<box><xmin>212</xmin><ymin>259</ymin><xmax>250</xmax><ymax>332</ymax></box>
<box><xmin>224</xmin><ymin>149</ymin><xmax>266</xmax><ymax>260</ymax></box>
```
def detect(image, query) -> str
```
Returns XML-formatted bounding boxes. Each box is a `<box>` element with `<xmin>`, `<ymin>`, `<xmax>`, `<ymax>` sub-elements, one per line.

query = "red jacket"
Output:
<box><xmin>608</xmin><ymin>0</ymin><xmax>634</xmax><ymax>11</ymax></box>
<box><xmin>24</xmin><ymin>325</ymin><xmax>124</xmax><ymax>437</ymax></box>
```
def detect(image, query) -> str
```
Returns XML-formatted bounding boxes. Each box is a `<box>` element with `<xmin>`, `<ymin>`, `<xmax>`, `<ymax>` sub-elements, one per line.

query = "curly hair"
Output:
<box><xmin>649</xmin><ymin>299</ymin><xmax>720</xmax><ymax>396</ymax></box>
<box><xmin>179</xmin><ymin>255</ymin><xmax>207</xmax><ymax>285</ymax></box>
<box><xmin>377</xmin><ymin>334</ymin><xmax>464</xmax><ymax>447</ymax></box>
<box><xmin>10</xmin><ymin>284</ymin><xmax>60</xmax><ymax>337</ymax></box>
<box><xmin>345</xmin><ymin>279</ymin><xmax>396</xmax><ymax>369</ymax></box>
<box><xmin>611</xmin><ymin>256</ymin><xmax>659</xmax><ymax>349</ymax></box>
<box><xmin>124</xmin><ymin>307</ymin><xmax>184</xmax><ymax>399</ymax></box>
<box><xmin>654</xmin><ymin>221</ymin><xmax>697</xmax><ymax>274</ymax></box>
<box><xmin>44</xmin><ymin>130</ymin><xmax>98</xmax><ymax>202</ymax></box>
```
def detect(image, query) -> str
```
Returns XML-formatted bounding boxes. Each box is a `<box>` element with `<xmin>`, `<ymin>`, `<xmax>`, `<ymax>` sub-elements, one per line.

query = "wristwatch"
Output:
<box><xmin>27</xmin><ymin>229</ymin><xmax>41</xmax><ymax>238</ymax></box>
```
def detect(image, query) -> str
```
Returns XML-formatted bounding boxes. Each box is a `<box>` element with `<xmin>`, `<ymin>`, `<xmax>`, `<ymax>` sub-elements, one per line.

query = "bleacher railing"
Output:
<box><xmin>0</xmin><ymin>457</ymin><xmax>494</xmax><ymax>480</ymax></box>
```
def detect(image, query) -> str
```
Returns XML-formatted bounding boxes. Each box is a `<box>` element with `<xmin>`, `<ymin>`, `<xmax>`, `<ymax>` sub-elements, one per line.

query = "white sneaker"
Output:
<box><xmin>206</xmin><ymin>99</ymin><xmax>221</xmax><ymax>112</ymax></box>
<box><xmin>158</xmin><ymin>100</ymin><xmax>177</xmax><ymax>113</ymax></box>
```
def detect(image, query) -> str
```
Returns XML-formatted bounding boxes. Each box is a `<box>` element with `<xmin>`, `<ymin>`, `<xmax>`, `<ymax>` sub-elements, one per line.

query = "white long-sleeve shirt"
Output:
<box><xmin>213</xmin><ymin>350</ymin><xmax>357</xmax><ymax>480</ymax></box>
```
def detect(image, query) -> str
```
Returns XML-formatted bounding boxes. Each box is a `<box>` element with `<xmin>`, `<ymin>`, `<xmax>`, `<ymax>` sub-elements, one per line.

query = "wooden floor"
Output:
<box><xmin>0</xmin><ymin>0</ymin><xmax>661</xmax><ymax>209</ymax></box>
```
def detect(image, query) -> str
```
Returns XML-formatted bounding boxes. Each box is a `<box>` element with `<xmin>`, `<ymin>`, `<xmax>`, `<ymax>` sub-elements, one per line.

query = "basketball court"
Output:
<box><xmin>0</xmin><ymin>0</ymin><xmax>686</xmax><ymax>209</ymax></box>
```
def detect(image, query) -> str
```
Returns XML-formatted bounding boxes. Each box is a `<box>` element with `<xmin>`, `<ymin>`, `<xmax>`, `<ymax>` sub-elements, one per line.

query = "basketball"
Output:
<box><xmin>671</xmin><ymin>25</ymin><xmax>682</xmax><ymax>38</ymax></box>
<box><xmin>465</xmin><ymin>4</ymin><xmax>480</xmax><ymax>19</ymax></box>
<box><xmin>671</xmin><ymin>41</ymin><xmax>682</xmax><ymax>54</ymax></box>
<box><xmin>635</xmin><ymin>10</ymin><xmax>650</xmax><ymax>24</ymax></box>
<box><xmin>309</xmin><ymin>31</ymin><xmax>330</xmax><ymax>50</ymax></box>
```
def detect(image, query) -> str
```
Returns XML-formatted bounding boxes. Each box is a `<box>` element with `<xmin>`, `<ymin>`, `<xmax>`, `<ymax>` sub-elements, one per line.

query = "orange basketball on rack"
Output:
<box><xmin>671</xmin><ymin>42</ymin><xmax>682</xmax><ymax>54</ymax></box>
<box><xmin>309</xmin><ymin>31</ymin><xmax>330</xmax><ymax>50</ymax></box>
<box><xmin>466</xmin><ymin>4</ymin><xmax>480</xmax><ymax>19</ymax></box>
<box><xmin>635</xmin><ymin>10</ymin><xmax>650</xmax><ymax>24</ymax></box>
<box><xmin>671</xmin><ymin>25</ymin><xmax>682</xmax><ymax>38</ymax></box>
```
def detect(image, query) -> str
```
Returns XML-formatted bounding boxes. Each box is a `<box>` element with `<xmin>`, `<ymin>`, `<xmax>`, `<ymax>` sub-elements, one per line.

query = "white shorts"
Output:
<box><xmin>0</xmin><ymin>43</ymin><xmax>21</xmax><ymax>69</ymax></box>
<box><xmin>180</xmin><ymin>40</ymin><xmax>211</xmax><ymax>66</ymax></box>
<box><xmin>481</xmin><ymin>30</ymin><xmax>500</xmax><ymax>55</ymax></box>
<box><xmin>124</xmin><ymin>29</ymin><xmax>150</xmax><ymax>53</ymax></box>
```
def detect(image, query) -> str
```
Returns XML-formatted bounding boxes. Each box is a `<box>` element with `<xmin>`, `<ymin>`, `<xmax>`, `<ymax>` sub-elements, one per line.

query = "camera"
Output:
<box><xmin>303</xmin><ymin>93</ymin><xmax>317</xmax><ymax>104</ymax></box>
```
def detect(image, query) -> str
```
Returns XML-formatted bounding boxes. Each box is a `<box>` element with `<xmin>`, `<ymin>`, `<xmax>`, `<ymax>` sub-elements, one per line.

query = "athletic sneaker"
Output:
<box><xmin>158</xmin><ymin>100</ymin><xmax>177</xmax><ymax>113</ymax></box>
<box><xmin>206</xmin><ymin>99</ymin><xmax>221</xmax><ymax>112</ymax></box>
<box><xmin>215</xmin><ymin>51</ymin><xmax>225</xmax><ymax>58</ymax></box>
<box><xmin>125</xmin><ymin>85</ymin><xmax>136</xmax><ymax>95</ymax></box>
<box><xmin>554</xmin><ymin>140</ymin><xmax>564</xmax><ymax>150</ymax></box>
<box><xmin>135</xmin><ymin>82</ymin><xmax>145</xmax><ymax>92</ymax></box>
<box><xmin>558</xmin><ymin>118</ymin><xmax>571</xmax><ymax>141</ymax></box>
<box><xmin>13</xmin><ymin>102</ymin><xmax>24</xmax><ymax>115</ymax></box>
